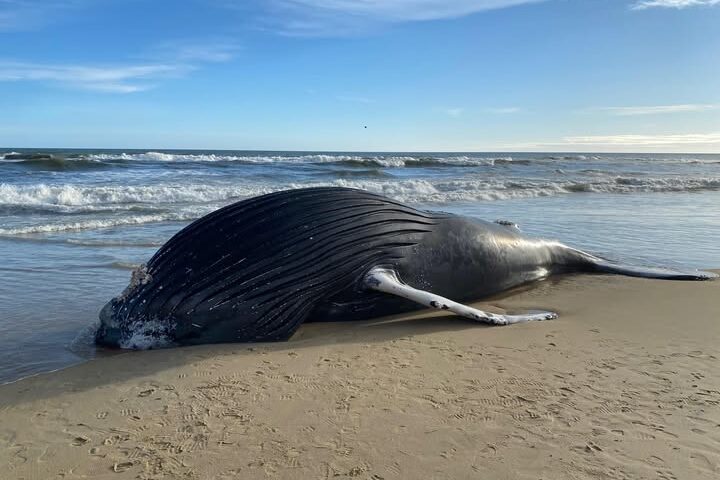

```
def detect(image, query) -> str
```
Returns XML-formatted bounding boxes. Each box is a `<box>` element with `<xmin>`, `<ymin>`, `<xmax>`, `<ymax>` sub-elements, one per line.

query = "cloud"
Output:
<box><xmin>0</xmin><ymin>0</ymin><xmax>86</xmax><ymax>31</ymax></box>
<box><xmin>146</xmin><ymin>39</ymin><xmax>243</xmax><ymax>63</ymax></box>
<box><xmin>251</xmin><ymin>0</ymin><xmax>545</xmax><ymax>35</ymax></box>
<box><xmin>632</xmin><ymin>0</ymin><xmax>720</xmax><ymax>10</ymax></box>
<box><xmin>0</xmin><ymin>39</ymin><xmax>240</xmax><ymax>93</ymax></box>
<box><xmin>441</xmin><ymin>107</ymin><xmax>521</xmax><ymax>117</ymax></box>
<box><xmin>278</xmin><ymin>0</ymin><xmax>544</xmax><ymax>21</ymax></box>
<box><xmin>561</xmin><ymin>132</ymin><xmax>720</xmax><ymax>146</ymax></box>
<box><xmin>485</xmin><ymin>107</ymin><xmax>521</xmax><ymax>114</ymax></box>
<box><xmin>0</xmin><ymin>61</ymin><xmax>190</xmax><ymax>93</ymax></box>
<box><xmin>497</xmin><ymin>132</ymin><xmax>720</xmax><ymax>152</ymax></box>
<box><xmin>597</xmin><ymin>104</ymin><xmax>719</xmax><ymax>115</ymax></box>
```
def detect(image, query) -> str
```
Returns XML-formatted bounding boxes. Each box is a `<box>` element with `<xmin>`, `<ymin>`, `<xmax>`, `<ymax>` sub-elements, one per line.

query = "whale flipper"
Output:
<box><xmin>364</xmin><ymin>267</ymin><xmax>557</xmax><ymax>326</ymax></box>
<box><xmin>590</xmin><ymin>259</ymin><xmax>717</xmax><ymax>280</ymax></box>
<box><xmin>564</xmin><ymin>248</ymin><xmax>718</xmax><ymax>281</ymax></box>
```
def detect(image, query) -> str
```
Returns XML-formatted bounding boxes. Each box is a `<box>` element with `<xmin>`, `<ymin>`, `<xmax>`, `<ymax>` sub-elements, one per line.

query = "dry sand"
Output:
<box><xmin>1</xmin><ymin>272</ymin><xmax>719</xmax><ymax>479</ymax></box>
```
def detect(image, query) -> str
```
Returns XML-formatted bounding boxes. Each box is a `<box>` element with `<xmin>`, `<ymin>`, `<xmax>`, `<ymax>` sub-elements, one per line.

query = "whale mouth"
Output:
<box><xmin>95</xmin><ymin>321</ymin><xmax>176</xmax><ymax>350</ymax></box>
<box><xmin>95</xmin><ymin>324</ymin><xmax>123</xmax><ymax>348</ymax></box>
<box><xmin>95</xmin><ymin>300</ymin><xmax>122</xmax><ymax>348</ymax></box>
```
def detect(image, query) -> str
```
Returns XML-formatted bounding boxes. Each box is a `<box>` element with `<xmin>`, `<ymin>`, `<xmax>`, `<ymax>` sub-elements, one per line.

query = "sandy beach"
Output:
<box><xmin>1</xmin><ymin>272</ymin><xmax>718</xmax><ymax>479</ymax></box>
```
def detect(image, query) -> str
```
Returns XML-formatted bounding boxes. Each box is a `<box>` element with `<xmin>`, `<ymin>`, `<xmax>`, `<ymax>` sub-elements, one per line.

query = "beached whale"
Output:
<box><xmin>95</xmin><ymin>187</ymin><xmax>716</xmax><ymax>348</ymax></box>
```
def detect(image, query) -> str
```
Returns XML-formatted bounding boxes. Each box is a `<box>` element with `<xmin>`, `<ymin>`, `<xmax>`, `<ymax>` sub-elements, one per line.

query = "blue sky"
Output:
<box><xmin>1</xmin><ymin>0</ymin><xmax>719</xmax><ymax>152</ymax></box>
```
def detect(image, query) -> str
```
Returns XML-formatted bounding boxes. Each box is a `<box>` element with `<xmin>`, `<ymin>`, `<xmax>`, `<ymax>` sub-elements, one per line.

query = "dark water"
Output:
<box><xmin>1</xmin><ymin>148</ymin><xmax>719</xmax><ymax>384</ymax></box>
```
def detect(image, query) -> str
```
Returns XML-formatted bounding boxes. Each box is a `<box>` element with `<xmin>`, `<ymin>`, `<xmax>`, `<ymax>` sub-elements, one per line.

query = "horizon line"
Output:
<box><xmin>2</xmin><ymin>146</ymin><xmax>719</xmax><ymax>155</ymax></box>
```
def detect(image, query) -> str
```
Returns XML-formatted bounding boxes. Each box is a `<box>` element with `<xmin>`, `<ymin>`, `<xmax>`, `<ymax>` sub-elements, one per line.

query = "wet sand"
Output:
<box><xmin>1</xmin><ymin>272</ymin><xmax>719</xmax><ymax>479</ymax></box>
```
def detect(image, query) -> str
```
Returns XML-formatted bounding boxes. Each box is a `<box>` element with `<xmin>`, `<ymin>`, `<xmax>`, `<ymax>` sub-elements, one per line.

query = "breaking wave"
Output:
<box><xmin>3</xmin><ymin>151</ymin><xmax>530</xmax><ymax>169</ymax></box>
<box><xmin>0</xmin><ymin>213</ymin><xmax>204</xmax><ymax>235</ymax></box>
<box><xmin>1</xmin><ymin>152</ymin><xmax>110</xmax><ymax>171</ymax></box>
<box><xmin>1</xmin><ymin>175</ymin><xmax>719</xmax><ymax>234</ymax></box>
<box><xmin>84</xmin><ymin>152</ymin><xmax>528</xmax><ymax>168</ymax></box>
<box><xmin>5</xmin><ymin>150</ymin><xmax>720</xmax><ymax>171</ymax></box>
<box><xmin>2</xmin><ymin>176</ymin><xmax>719</xmax><ymax>210</ymax></box>
<box><xmin>0</xmin><ymin>183</ymin><xmax>273</xmax><ymax>212</ymax></box>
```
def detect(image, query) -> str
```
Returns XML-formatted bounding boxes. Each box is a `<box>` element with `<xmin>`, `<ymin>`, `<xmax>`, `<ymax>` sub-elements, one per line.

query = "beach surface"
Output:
<box><xmin>1</xmin><ymin>272</ymin><xmax>719</xmax><ymax>480</ymax></box>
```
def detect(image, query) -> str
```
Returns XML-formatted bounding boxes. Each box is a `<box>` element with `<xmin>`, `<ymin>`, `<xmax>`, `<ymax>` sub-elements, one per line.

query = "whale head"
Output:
<box><xmin>95</xmin><ymin>300</ymin><xmax>123</xmax><ymax>348</ymax></box>
<box><xmin>95</xmin><ymin>264</ymin><xmax>178</xmax><ymax>349</ymax></box>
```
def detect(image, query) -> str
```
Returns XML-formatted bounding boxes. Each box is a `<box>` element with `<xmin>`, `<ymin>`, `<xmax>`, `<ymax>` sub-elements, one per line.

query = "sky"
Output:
<box><xmin>0</xmin><ymin>0</ymin><xmax>719</xmax><ymax>152</ymax></box>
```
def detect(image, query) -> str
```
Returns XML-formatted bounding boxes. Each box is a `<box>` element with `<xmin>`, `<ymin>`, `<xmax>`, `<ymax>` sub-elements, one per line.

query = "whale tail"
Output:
<box><xmin>565</xmin><ymin>248</ymin><xmax>718</xmax><ymax>281</ymax></box>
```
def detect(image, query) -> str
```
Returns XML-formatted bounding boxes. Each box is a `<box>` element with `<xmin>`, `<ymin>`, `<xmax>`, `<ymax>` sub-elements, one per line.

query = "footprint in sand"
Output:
<box><xmin>113</xmin><ymin>461</ymin><xmax>135</xmax><ymax>473</ymax></box>
<box><xmin>690</xmin><ymin>452</ymin><xmax>718</xmax><ymax>472</ymax></box>
<box><xmin>646</xmin><ymin>455</ymin><xmax>666</xmax><ymax>467</ymax></box>
<box><xmin>440</xmin><ymin>448</ymin><xmax>457</xmax><ymax>460</ymax></box>
<box><xmin>632</xmin><ymin>430</ymin><xmax>656</xmax><ymax>441</ymax></box>
<box><xmin>656</xmin><ymin>469</ymin><xmax>678</xmax><ymax>480</ymax></box>
<box><xmin>71</xmin><ymin>436</ymin><xmax>89</xmax><ymax>446</ymax></box>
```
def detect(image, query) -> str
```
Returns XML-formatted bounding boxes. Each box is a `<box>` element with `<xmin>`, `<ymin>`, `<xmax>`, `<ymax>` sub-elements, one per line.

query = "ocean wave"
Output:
<box><xmin>1</xmin><ymin>153</ymin><xmax>110</xmax><ymax>171</ymax></box>
<box><xmin>0</xmin><ymin>212</ymin><xmax>200</xmax><ymax>235</ymax></box>
<box><xmin>3</xmin><ymin>150</ymin><xmax>530</xmax><ymax>170</ymax></box>
<box><xmin>320</xmin><ymin>168</ymin><xmax>392</xmax><ymax>179</ymax></box>
<box><xmin>3</xmin><ymin>152</ymin><xmax>54</xmax><ymax>161</ymax></box>
<box><xmin>1</xmin><ymin>176</ymin><xmax>719</xmax><ymax>234</ymax></box>
<box><xmin>543</xmin><ymin>155</ymin><xmax>599</xmax><ymax>161</ymax></box>
<box><xmin>65</xmin><ymin>239</ymin><xmax>165</xmax><ymax>247</ymax></box>
<box><xmin>304</xmin><ymin>176</ymin><xmax>720</xmax><ymax>203</ymax></box>
<box><xmin>2</xmin><ymin>176</ymin><xmax>719</xmax><ymax>210</ymax></box>
<box><xmin>676</xmin><ymin>158</ymin><xmax>720</xmax><ymax>165</ymax></box>
<box><xmin>83</xmin><ymin>151</ymin><xmax>523</xmax><ymax>168</ymax></box>
<box><xmin>6</xmin><ymin>151</ymin><xmax>720</xmax><ymax>171</ymax></box>
<box><xmin>0</xmin><ymin>183</ymin><xmax>275</xmax><ymax>210</ymax></box>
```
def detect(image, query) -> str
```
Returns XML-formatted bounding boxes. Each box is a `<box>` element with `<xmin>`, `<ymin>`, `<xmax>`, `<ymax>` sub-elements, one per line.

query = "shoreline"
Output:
<box><xmin>1</xmin><ymin>272</ymin><xmax>719</xmax><ymax>479</ymax></box>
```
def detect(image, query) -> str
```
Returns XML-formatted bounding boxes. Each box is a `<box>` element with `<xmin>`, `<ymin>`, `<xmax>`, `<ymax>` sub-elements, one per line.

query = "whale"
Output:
<box><xmin>95</xmin><ymin>187</ymin><xmax>716</xmax><ymax>348</ymax></box>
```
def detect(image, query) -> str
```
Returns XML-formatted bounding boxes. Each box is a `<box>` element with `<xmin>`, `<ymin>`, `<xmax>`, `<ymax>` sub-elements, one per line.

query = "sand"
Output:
<box><xmin>1</xmin><ymin>272</ymin><xmax>719</xmax><ymax>480</ymax></box>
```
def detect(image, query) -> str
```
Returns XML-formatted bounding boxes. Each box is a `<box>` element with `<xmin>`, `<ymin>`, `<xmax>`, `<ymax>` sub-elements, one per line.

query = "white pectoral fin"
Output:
<box><xmin>364</xmin><ymin>267</ymin><xmax>557</xmax><ymax>326</ymax></box>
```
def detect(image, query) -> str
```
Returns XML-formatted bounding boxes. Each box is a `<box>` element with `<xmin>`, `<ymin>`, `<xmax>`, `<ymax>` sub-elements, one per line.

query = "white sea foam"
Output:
<box><xmin>1</xmin><ymin>176</ymin><xmax>718</xmax><ymax>210</ymax></box>
<box><xmin>0</xmin><ymin>213</ymin><xmax>201</xmax><ymax>235</ymax></box>
<box><xmin>83</xmin><ymin>151</ymin><xmax>518</xmax><ymax>168</ymax></box>
<box><xmin>117</xmin><ymin>318</ymin><xmax>176</xmax><ymax>350</ymax></box>
<box><xmin>319</xmin><ymin>176</ymin><xmax>720</xmax><ymax>202</ymax></box>
<box><xmin>65</xmin><ymin>239</ymin><xmax>165</xmax><ymax>247</ymax></box>
<box><xmin>0</xmin><ymin>183</ymin><xmax>274</xmax><ymax>210</ymax></box>
<box><xmin>7</xmin><ymin>151</ymin><xmax>719</xmax><ymax>169</ymax></box>
<box><xmin>2</xmin><ymin>176</ymin><xmax>719</xmax><ymax>235</ymax></box>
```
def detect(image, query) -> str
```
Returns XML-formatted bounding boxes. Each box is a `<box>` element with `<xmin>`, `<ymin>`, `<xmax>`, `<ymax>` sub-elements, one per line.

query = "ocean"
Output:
<box><xmin>1</xmin><ymin>148</ymin><xmax>719</xmax><ymax>384</ymax></box>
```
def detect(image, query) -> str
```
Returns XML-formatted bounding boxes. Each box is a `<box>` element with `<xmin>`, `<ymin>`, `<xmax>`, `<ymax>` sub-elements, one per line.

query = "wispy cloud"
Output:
<box><xmin>250</xmin><ymin>0</ymin><xmax>545</xmax><ymax>36</ymax></box>
<box><xmin>145</xmin><ymin>39</ymin><xmax>243</xmax><ymax>63</ymax></box>
<box><xmin>279</xmin><ymin>0</ymin><xmax>544</xmax><ymax>21</ymax></box>
<box><xmin>0</xmin><ymin>61</ymin><xmax>188</xmax><ymax>93</ymax></box>
<box><xmin>597</xmin><ymin>104</ymin><xmax>719</xmax><ymax>115</ymax></box>
<box><xmin>496</xmin><ymin>132</ymin><xmax>720</xmax><ymax>152</ymax></box>
<box><xmin>444</xmin><ymin>107</ymin><xmax>464</xmax><ymax>117</ymax></box>
<box><xmin>0</xmin><ymin>0</ymin><xmax>86</xmax><ymax>31</ymax></box>
<box><xmin>632</xmin><ymin>0</ymin><xmax>720</xmax><ymax>10</ymax></box>
<box><xmin>0</xmin><ymin>38</ymin><xmax>240</xmax><ymax>93</ymax></box>
<box><xmin>485</xmin><ymin>107</ymin><xmax>521</xmax><ymax>114</ymax></box>
<box><xmin>562</xmin><ymin>132</ymin><xmax>720</xmax><ymax>146</ymax></box>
